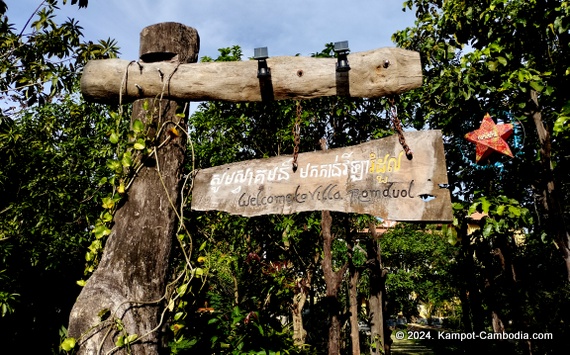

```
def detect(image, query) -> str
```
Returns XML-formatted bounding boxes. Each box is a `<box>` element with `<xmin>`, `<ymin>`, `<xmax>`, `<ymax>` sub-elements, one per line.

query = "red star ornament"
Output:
<box><xmin>465</xmin><ymin>113</ymin><xmax>514</xmax><ymax>163</ymax></box>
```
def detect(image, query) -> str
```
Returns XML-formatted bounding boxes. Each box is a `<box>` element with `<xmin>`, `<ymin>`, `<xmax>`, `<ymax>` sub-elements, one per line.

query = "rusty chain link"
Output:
<box><xmin>389</xmin><ymin>98</ymin><xmax>413</xmax><ymax>160</ymax></box>
<box><xmin>292</xmin><ymin>101</ymin><xmax>302</xmax><ymax>172</ymax></box>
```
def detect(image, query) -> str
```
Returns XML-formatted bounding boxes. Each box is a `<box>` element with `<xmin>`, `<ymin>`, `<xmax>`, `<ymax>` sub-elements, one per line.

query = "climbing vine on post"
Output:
<box><xmin>67</xmin><ymin>23</ymin><xmax>200</xmax><ymax>354</ymax></box>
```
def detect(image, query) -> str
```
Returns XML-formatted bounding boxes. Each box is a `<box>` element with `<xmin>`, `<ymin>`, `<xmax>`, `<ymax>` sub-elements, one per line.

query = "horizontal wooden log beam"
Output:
<box><xmin>80</xmin><ymin>47</ymin><xmax>422</xmax><ymax>103</ymax></box>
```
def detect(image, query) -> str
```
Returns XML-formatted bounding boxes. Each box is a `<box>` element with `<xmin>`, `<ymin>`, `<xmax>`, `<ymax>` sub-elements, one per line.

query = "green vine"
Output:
<box><xmin>77</xmin><ymin>102</ymin><xmax>152</xmax><ymax>283</ymax></box>
<box><xmin>62</xmin><ymin>92</ymin><xmax>208</xmax><ymax>353</ymax></box>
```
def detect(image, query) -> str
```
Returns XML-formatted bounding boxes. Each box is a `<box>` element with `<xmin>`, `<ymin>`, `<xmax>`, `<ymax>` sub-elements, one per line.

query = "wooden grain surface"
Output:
<box><xmin>191</xmin><ymin>130</ymin><xmax>452</xmax><ymax>222</ymax></box>
<box><xmin>81</xmin><ymin>47</ymin><xmax>421</xmax><ymax>102</ymax></box>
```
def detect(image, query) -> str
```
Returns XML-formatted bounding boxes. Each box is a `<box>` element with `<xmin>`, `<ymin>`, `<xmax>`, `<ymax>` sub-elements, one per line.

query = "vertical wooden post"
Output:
<box><xmin>530</xmin><ymin>90</ymin><xmax>570</xmax><ymax>281</ymax></box>
<box><xmin>321</xmin><ymin>210</ymin><xmax>346</xmax><ymax>355</ymax></box>
<box><xmin>319</xmin><ymin>139</ymin><xmax>349</xmax><ymax>355</ymax></box>
<box><xmin>348</xmin><ymin>238</ymin><xmax>361</xmax><ymax>355</ymax></box>
<box><xmin>68</xmin><ymin>22</ymin><xmax>199</xmax><ymax>354</ymax></box>
<box><xmin>367</xmin><ymin>223</ymin><xmax>390</xmax><ymax>355</ymax></box>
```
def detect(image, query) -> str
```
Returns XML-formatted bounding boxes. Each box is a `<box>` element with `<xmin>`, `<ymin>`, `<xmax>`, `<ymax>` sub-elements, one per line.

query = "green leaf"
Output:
<box><xmin>480</xmin><ymin>198</ymin><xmax>491</xmax><ymax>213</ymax></box>
<box><xmin>553</xmin><ymin>115</ymin><xmax>569</xmax><ymax>136</ymax></box>
<box><xmin>60</xmin><ymin>337</ymin><xmax>76</xmax><ymax>351</ymax></box>
<box><xmin>518</xmin><ymin>69</ymin><xmax>529</xmax><ymax>82</ymax></box>
<box><xmin>177</xmin><ymin>284</ymin><xmax>188</xmax><ymax>296</ymax></box>
<box><xmin>482</xmin><ymin>223</ymin><xmax>493</xmax><ymax>237</ymax></box>
<box><xmin>496</xmin><ymin>205</ymin><xmax>506</xmax><ymax>216</ymax></box>
<box><xmin>88</xmin><ymin>240</ymin><xmax>101</xmax><ymax>252</ymax></box>
<box><xmin>133</xmin><ymin>140</ymin><xmax>145</xmax><ymax>150</ymax></box>
<box><xmin>102</xmin><ymin>197</ymin><xmax>115</xmax><ymax>210</ymax></box>
<box><xmin>133</xmin><ymin>119</ymin><xmax>144</xmax><ymax>133</ymax></box>
<box><xmin>452</xmin><ymin>202</ymin><xmax>464</xmax><ymax>211</ymax></box>
<box><xmin>199</xmin><ymin>241</ymin><xmax>207</xmax><ymax>251</ymax></box>
<box><xmin>508</xmin><ymin>205</ymin><xmax>521</xmax><ymax>217</ymax></box>
<box><xmin>121</xmin><ymin>152</ymin><xmax>133</xmax><ymax>168</ymax></box>
<box><xmin>173</xmin><ymin>312</ymin><xmax>184</xmax><ymax>321</ymax></box>
<box><xmin>468</xmin><ymin>202</ymin><xmax>479</xmax><ymax>215</ymax></box>
<box><xmin>106</xmin><ymin>159</ymin><xmax>122</xmax><ymax>172</ymax></box>
<box><xmin>109</xmin><ymin>131</ymin><xmax>119</xmax><ymax>144</ymax></box>
<box><xmin>529</xmin><ymin>81</ymin><xmax>544</xmax><ymax>92</ymax></box>
<box><xmin>115</xmin><ymin>335</ymin><xmax>124</xmax><ymax>347</ymax></box>
<box><xmin>109</xmin><ymin>111</ymin><xmax>120</xmax><ymax>121</ymax></box>
<box><xmin>102</xmin><ymin>211</ymin><xmax>113</xmax><ymax>223</ymax></box>
<box><xmin>125</xmin><ymin>334</ymin><xmax>138</xmax><ymax>344</ymax></box>
<box><xmin>92</xmin><ymin>224</ymin><xmax>111</xmax><ymax>239</ymax></box>
<box><xmin>115</xmin><ymin>318</ymin><xmax>124</xmax><ymax>331</ymax></box>
<box><xmin>117</xmin><ymin>181</ymin><xmax>125</xmax><ymax>194</ymax></box>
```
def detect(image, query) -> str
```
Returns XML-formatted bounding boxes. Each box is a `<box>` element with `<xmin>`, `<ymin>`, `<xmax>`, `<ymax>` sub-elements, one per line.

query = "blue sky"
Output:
<box><xmin>7</xmin><ymin>0</ymin><xmax>417</xmax><ymax>60</ymax></box>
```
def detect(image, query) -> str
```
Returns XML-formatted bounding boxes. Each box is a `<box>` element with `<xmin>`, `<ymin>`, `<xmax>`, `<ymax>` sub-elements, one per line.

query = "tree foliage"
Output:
<box><xmin>394</xmin><ymin>0</ymin><xmax>570</xmax><ymax>212</ymax></box>
<box><xmin>1</xmin><ymin>0</ymin><xmax>117</xmax><ymax>109</ymax></box>
<box><xmin>394</xmin><ymin>1</ymin><xmax>570</xmax><ymax>353</ymax></box>
<box><xmin>1</xmin><ymin>1</ymin><xmax>119</xmax><ymax>351</ymax></box>
<box><xmin>380</xmin><ymin>224</ymin><xmax>458</xmax><ymax>319</ymax></box>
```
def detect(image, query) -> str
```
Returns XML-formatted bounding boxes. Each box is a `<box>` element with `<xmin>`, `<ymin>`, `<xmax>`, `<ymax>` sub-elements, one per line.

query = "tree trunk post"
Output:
<box><xmin>318</xmin><ymin>138</ymin><xmax>349</xmax><ymax>355</ymax></box>
<box><xmin>292</xmin><ymin>281</ymin><xmax>309</xmax><ymax>346</ymax></box>
<box><xmin>368</xmin><ymin>222</ymin><xmax>390</xmax><ymax>355</ymax></box>
<box><xmin>322</xmin><ymin>210</ymin><xmax>348</xmax><ymax>355</ymax></box>
<box><xmin>348</xmin><ymin>244</ymin><xmax>361</xmax><ymax>355</ymax></box>
<box><xmin>68</xmin><ymin>22</ymin><xmax>199</xmax><ymax>354</ymax></box>
<box><xmin>529</xmin><ymin>90</ymin><xmax>570</xmax><ymax>281</ymax></box>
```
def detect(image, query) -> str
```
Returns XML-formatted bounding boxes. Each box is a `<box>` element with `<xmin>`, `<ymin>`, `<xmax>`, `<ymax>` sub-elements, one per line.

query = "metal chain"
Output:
<box><xmin>292</xmin><ymin>101</ymin><xmax>302</xmax><ymax>172</ymax></box>
<box><xmin>389</xmin><ymin>98</ymin><xmax>413</xmax><ymax>160</ymax></box>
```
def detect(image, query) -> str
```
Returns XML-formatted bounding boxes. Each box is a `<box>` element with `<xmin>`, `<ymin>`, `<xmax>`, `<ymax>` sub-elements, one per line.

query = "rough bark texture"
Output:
<box><xmin>68</xmin><ymin>23</ymin><xmax>198</xmax><ymax>354</ymax></box>
<box><xmin>321</xmin><ymin>210</ymin><xmax>348</xmax><ymax>355</ymax></box>
<box><xmin>292</xmin><ymin>242</ymin><xmax>319</xmax><ymax>347</ymax></box>
<box><xmin>367</xmin><ymin>223</ymin><xmax>391</xmax><ymax>355</ymax></box>
<box><xmin>529</xmin><ymin>90</ymin><xmax>570</xmax><ymax>281</ymax></box>
<box><xmin>348</xmin><ymin>251</ymin><xmax>361</xmax><ymax>355</ymax></box>
<box><xmin>81</xmin><ymin>48</ymin><xmax>422</xmax><ymax>103</ymax></box>
<box><xmin>458</xmin><ymin>219</ymin><xmax>485</xmax><ymax>333</ymax></box>
<box><xmin>139</xmin><ymin>22</ymin><xmax>199</xmax><ymax>64</ymax></box>
<box><xmin>292</xmin><ymin>284</ymin><xmax>308</xmax><ymax>346</ymax></box>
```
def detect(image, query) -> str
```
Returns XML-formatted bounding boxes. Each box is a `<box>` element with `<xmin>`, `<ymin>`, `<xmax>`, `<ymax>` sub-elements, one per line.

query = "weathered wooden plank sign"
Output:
<box><xmin>192</xmin><ymin>130</ymin><xmax>452</xmax><ymax>221</ymax></box>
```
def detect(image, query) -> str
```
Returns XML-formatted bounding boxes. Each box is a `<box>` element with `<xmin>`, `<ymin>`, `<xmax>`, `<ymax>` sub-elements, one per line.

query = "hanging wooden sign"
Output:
<box><xmin>192</xmin><ymin>130</ymin><xmax>452</xmax><ymax>221</ymax></box>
